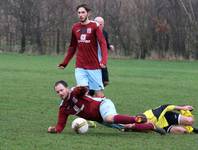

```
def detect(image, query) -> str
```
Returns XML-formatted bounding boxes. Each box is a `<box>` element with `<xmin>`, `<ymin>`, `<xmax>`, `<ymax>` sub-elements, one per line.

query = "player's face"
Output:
<box><xmin>77</xmin><ymin>7</ymin><xmax>88</xmax><ymax>23</ymax></box>
<box><xmin>95</xmin><ymin>17</ymin><xmax>104</xmax><ymax>29</ymax></box>
<box><xmin>55</xmin><ymin>84</ymin><xmax>69</xmax><ymax>100</ymax></box>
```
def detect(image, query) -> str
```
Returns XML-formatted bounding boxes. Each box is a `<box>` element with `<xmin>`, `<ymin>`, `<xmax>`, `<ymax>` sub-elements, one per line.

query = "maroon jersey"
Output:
<box><xmin>61</xmin><ymin>21</ymin><xmax>108</xmax><ymax>69</ymax></box>
<box><xmin>55</xmin><ymin>87</ymin><xmax>103</xmax><ymax>133</ymax></box>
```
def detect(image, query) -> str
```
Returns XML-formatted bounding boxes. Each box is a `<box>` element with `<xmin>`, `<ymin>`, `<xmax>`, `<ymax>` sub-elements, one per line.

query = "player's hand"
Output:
<box><xmin>48</xmin><ymin>126</ymin><xmax>57</xmax><ymax>133</ymax></box>
<box><xmin>182</xmin><ymin>105</ymin><xmax>194</xmax><ymax>111</ymax></box>
<box><xmin>57</xmin><ymin>64</ymin><xmax>65</xmax><ymax>69</ymax></box>
<box><xmin>100</xmin><ymin>63</ymin><xmax>106</xmax><ymax>68</ymax></box>
<box><xmin>110</xmin><ymin>45</ymin><xmax>115</xmax><ymax>51</ymax></box>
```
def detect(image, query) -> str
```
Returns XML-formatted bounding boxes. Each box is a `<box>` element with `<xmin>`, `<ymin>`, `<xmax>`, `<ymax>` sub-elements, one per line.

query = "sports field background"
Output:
<box><xmin>0</xmin><ymin>53</ymin><xmax>198</xmax><ymax>150</ymax></box>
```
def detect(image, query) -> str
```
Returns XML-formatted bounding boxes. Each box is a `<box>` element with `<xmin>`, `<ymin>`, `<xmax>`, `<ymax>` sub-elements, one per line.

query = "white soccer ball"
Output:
<box><xmin>71</xmin><ymin>118</ymin><xmax>89</xmax><ymax>134</ymax></box>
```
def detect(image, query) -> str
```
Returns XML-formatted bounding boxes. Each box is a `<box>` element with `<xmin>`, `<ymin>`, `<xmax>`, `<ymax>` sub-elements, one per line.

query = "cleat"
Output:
<box><xmin>135</xmin><ymin>114</ymin><xmax>147</xmax><ymax>123</ymax></box>
<box><xmin>193</xmin><ymin>127</ymin><xmax>198</xmax><ymax>134</ymax></box>
<box><xmin>88</xmin><ymin>121</ymin><xmax>97</xmax><ymax>128</ymax></box>
<box><xmin>153</xmin><ymin>126</ymin><xmax>166</xmax><ymax>135</ymax></box>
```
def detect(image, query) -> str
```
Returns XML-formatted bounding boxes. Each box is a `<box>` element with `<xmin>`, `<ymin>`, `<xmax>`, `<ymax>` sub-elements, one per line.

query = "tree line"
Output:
<box><xmin>0</xmin><ymin>0</ymin><xmax>198</xmax><ymax>59</ymax></box>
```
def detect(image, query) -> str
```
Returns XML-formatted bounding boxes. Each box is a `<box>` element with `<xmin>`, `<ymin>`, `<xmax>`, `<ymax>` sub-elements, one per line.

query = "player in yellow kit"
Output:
<box><xmin>142</xmin><ymin>104</ymin><xmax>197</xmax><ymax>134</ymax></box>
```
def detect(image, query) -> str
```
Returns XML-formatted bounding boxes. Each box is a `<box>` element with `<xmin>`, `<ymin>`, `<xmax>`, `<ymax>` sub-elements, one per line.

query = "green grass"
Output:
<box><xmin>0</xmin><ymin>53</ymin><xmax>198</xmax><ymax>150</ymax></box>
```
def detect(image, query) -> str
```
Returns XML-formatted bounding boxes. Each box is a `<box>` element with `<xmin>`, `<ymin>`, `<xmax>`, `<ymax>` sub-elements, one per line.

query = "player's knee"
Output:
<box><xmin>103</xmin><ymin>115</ymin><xmax>114</xmax><ymax>123</ymax></box>
<box><xmin>94</xmin><ymin>90</ymin><xmax>104</xmax><ymax>98</ymax></box>
<box><xmin>180</xmin><ymin>116</ymin><xmax>194</xmax><ymax>126</ymax></box>
<box><xmin>186</xmin><ymin>117</ymin><xmax>194</xmax><ymax>126</ymax></box>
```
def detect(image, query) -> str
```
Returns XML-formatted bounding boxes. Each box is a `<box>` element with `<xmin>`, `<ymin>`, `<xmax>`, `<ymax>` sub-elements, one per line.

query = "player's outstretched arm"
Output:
<box><xmin>175</xmin><ymin>105</ymin><xmax>194</xmax><ymax>111</ymax></box>
<box><xmin>48</xmin><ymin>107</ymin><xmax>69</xmax><ymax>134</ymax></box>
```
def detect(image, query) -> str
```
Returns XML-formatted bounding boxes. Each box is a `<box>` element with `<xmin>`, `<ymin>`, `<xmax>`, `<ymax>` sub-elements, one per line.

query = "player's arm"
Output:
<box><xmin>159</xmin><ymin>104</ymin><xmax>194</xmax><ymax>112</ymax></box>
<box><xmin>96</xmin><ymin>26</ymin><xmax>108</xmax><ymax>68</ymax></box>
<box><xmin>58</xmin><ymin>28</ymin><xmax>77</xmax><ymax>69</ymax></box>
<box><xmin>103</xmin><ymin>31</ymin><xmax>115</xmax><ymax>52</ymax></box>
<box><xmin>48</xmin><ymin>106</ymin><xmax>68</xmax><ymax>133</ymax></box>
<box><xmin>174</xmin><ymin>105</ymin><xmax>194</xmax><ymax>111</ymax></box>
<box><xmin>152</xmin><ymin>104</ymin><xmax>177</xmax><ymax>120</ymax></box>
<box><xmin>103</xmin><ymin>31</ymin><xmax>110</xmax><ymax>49</ymax></box>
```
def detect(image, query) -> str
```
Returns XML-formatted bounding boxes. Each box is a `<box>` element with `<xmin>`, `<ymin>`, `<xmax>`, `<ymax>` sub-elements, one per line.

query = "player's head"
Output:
<box><xmin>76</xmin><ymin>4</ymin><xmax>91</xmax><ymax>23</ymax></box>
<box><xmin>54</xmin><ymin>80</ymin><xmax>69</xmax><ymax>100</ymax></box>
<box><xmin>94</xmin><ymin>16</ymin><xmax>104</xmax><ymax>29</ymax></box>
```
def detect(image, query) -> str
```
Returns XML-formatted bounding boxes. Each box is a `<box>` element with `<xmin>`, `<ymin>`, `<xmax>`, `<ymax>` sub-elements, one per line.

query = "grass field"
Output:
<box><xmin>0</xmin><ymin>53</ymin><xmax>198</xmax><ymax>150</ymax></box>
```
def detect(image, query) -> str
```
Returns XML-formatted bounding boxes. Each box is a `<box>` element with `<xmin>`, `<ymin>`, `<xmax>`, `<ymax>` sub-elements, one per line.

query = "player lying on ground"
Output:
<box><xmin>48</xmin><ymin>80</ymin><xmax>165</xmax><ymax>134</ymax></box>
<box><xmin>123</xmin><ymin>104</ymin><xmax>198</xmax><ymax>134</ymax></box>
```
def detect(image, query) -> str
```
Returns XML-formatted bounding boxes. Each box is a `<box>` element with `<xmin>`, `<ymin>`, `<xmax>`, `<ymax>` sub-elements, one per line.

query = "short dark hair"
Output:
<box><xmin>76</xmin><ymin>4</ymin><xmax>91</xmax><ymax>12</ymax></box>
<box><xmin>54</xmin><ymin>80</ymin><xmax>68</xmax><ymax>88</ymax></box>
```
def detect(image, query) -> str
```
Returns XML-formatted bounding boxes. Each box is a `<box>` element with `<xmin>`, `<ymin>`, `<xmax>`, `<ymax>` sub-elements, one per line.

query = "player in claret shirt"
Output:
<box><xmin>58</xmin><ymin>4</ymin><xmax>108</xmax><ymax>98</ymax></box>
<box><xmin>48</xmin><ymin>80</ymin><xmax>165</xmax><ymax>135</ymax></box>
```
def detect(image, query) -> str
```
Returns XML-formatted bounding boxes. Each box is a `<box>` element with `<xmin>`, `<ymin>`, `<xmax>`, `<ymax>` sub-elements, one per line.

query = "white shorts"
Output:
<box><xmin>99</xmin><ymin>99</ymin><xmax>117</xmax><ymax>120</ymax></box>
<box><xmin>75</xmin><ymin>68</ymin><xmax>104</xmax><ymax>91</ymax></box>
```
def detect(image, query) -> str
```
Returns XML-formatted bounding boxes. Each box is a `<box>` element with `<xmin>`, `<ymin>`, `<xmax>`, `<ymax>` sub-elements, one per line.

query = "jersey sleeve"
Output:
<box><xmin>60</xmin><ymin>27</ymin><xmax>77</xmax><ymax>67</ymax></box>
<box><xmin>156</xmin><ymin>104</ymin><xmax>175</xmax><ymax>121</ymax></box>
<box><xmin>72</xmin><ymin>86</ymin><xmax>88</xmax><ymax>98</ymax></box>
<box><xmin>165</xmin><ymin>104</ymin><xmax>176</xmax><ymax>111</ymax></box>
<box><xmin>96</xmin><ymin>27</ymin><xmax>108</xmax><ymax>65</ymax></box>
<box><xmin>55</xmin><ymin>106</ymin><xmax>69</xmax><ymax>133</ymax></box>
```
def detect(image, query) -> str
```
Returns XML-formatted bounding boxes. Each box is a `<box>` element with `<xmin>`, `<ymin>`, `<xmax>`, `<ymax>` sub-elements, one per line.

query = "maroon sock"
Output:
<box><xmin>113</xmin><ymin>114</ymin><xmax>136</xmax><ymax>124</ymax></box>
<box><xmin>133</xmin><ymin>123</ymin><xmax>154</xmax><ymax>131</ymax></box>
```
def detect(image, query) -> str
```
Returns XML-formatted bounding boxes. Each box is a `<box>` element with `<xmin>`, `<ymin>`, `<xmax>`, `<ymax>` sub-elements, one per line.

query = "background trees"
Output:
<box><xmin>0</xmin><ymin>0</ymin><xmax>198</xmax><ymax>59</ymax></box>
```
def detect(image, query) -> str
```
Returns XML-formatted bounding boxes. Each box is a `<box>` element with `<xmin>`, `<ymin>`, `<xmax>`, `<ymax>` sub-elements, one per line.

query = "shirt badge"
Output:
<box><xmin>87</xmin><ymin>28</ymin><xmax>92</xmax><ymax>34</ymax></box>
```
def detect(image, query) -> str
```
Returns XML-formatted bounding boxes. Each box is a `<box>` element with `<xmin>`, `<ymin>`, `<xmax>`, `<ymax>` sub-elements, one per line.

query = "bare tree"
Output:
<box><xmin>0</xmin><ymin>0</ymin><xmax>198</xmax><ymax>59</ymax></box>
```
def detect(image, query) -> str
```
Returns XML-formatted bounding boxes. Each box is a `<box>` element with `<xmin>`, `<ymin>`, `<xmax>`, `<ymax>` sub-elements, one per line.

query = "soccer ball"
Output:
<box><xmin>71</xmin><ymin>118</ymin><xmax>89</xmax><ymax>134</ymax></box>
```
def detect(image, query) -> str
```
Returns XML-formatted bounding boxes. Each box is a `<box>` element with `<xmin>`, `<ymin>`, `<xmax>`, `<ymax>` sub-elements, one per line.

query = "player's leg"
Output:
<box><xmin>177</xmin><ymin>114</ymin><xmax>194</xmax><ymax>133</ymax></box>
<box><xmin>122</xmin><ymin>122</ymin><xmax>166</xmax><ymax>135</ymax></box>
<box><xmin>94</xmin><ymin>90</ymin><xmax>104</xmax><ymax>98</ymax></box>
<box><xmin>100</xmin><ymin>122</ymin><xmax>157</xmax><ymax>133</ymax></box>
<box><xmin>75</xmin><ymin>68</ymin><xmax>97</xmax><ymax>127</ymax></box>
<box><xmin>101</xmin><ymin>67</ymin><xmax>109</xmax><ymax>87</ymax></box>
<box><xmin>168</xmin><ymin>125</ymin><xmax>188</xmax><ymax>134</ymax></box>
<box><xmin>164</xmin><ymin>111</ymin><xmax>194</xmax><ymax>134</ymax></box>
<box><xmin>99</xmin><ymin>99</ymin><xmax>147</xmax><ymax>124</ymax></box>
<box><xmin>99</xmin><ymin>101</ymin><xmax>165</xmax><ymax>134</ymax></box>
<box><xmin>75</xmin><ymin>68</ymin><xmax>89</xmax><ymax>86</ymax></box>
<box><xmin>180</xmin><ymin>109</ymin><xmax>198</xmax><ymax>133</ymax></box>
<box><xmin>100</xmin><ymin>122</ymin><xmax>125</xmax><ymax>131</ymax></box>
<box><xmin>179</xmin><ymin>115</ymin><xmax>194</xmax><ymax>126</ymax></box>
<box><xmin>87</xmin><ymin>69</ymin><xmax>104</xmax><ymax>97</ymax></box>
